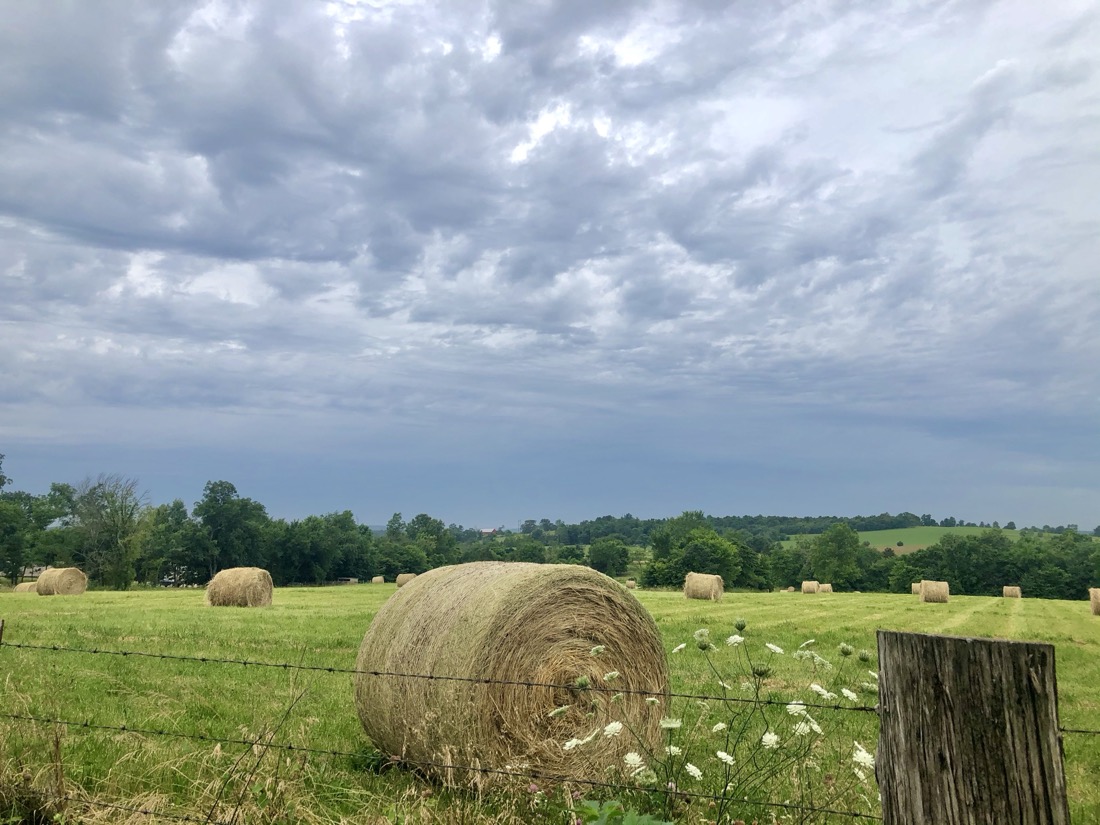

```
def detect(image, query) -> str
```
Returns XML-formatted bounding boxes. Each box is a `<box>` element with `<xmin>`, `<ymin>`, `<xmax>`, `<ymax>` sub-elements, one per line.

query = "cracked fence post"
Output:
<box><xmin>876</xmin><ymin>630</ymin><xmax>1069</xmax><ymax>825</ymax></box>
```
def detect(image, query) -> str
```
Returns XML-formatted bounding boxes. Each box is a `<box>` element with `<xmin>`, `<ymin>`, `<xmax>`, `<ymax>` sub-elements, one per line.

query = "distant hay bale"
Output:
<box><xmin>204</xmin><ymin>567</ymin><xmax>273</xmax><ymax>607</ymax></box>
<box><xmin>801</xmin><ymin>580</ymin><xmax>819</xmax><ymax>594</ymax></box>
<box><xmin>1002</xmin><ymin>586</ymin><xmax>1022</xmax><ymax>598</ymax></box>
<box><xmin>355</xmin><ymin>561</ymin><xmax>669</xmax><ymax>787</ymax></box>
<box><xmin>683</xmin><ymin>571</ymin><xmax>723</xmax><ymax>601</ymax></box>
<box><xmin>786</xmin><ymin>585</ymin><xmax>795</xmax><ymax>592</ymax></box>
<box><xmin>395</xmin><ymin>573</ymin><xmax>417</xmax><ymax>587</ymax></box>
<box><xmin>819</xmin><ymin>583</ymin><xmax>834</xmax><ymax>593</ymax></box>
<box><xmin>35</xmin><ymin>567</ymin><xmax>87</xmax><ymax>596</ymax></box>
<box><xmin>14</xmin><ymin>582</ymin><xmax>37</xmax><ymax>593</ymax></box>
<box><xmin>626</xmin><ymin>579</ymin><xmax>636</xmax><ymax>589</ymax></box>
<box><xmin>371</xmin><ymin>576</ymin><xmax>385</xmax><ymax>584</ymax></box>
<box><xmin>1091</xmin><ymin>588</ymin><xmax>1099</xmax><ymax>616</ymax></box>
<box><xmin>920</xmin><ymin>580</ymin><xmax>950</xmax><ymax>603</ymax></box>
<box><xmin>911</xmin><ymin>582</ymin><xmax>921</xmax><ymax>595</ymax></box>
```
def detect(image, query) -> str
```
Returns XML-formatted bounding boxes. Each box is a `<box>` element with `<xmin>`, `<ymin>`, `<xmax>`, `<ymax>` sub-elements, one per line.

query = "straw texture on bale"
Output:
<box><xmin>1090</xmin><ymin>588</ymin><xmax>1099</xmax><ymax>616</ymax></box>
<box><xmin>801</xmin><ymin>580</ymin><xmax>819</xmax><ymax>594</ymax></box>
<box><xmin>35</xmin><ymin>567</ymin><xmax>87</xmax><ymax>596</ymax></box>
<box><xmin>683</xmin><ymin>571</ymin><xmax>723</xmax><ymax>601</ymax></box>
<box><xmin>911</xmin><ymin>583</ymin><xmax>921</xmax><ymax>595</ymax></box>
<box><xmin>1002</xmin><ymin>586</ymin><xmax>1022</xmax><ymax>598</ymax></box>
<box><xmin>355</xmin><ymin>562</ymin><xmax>669</xmax><ymax>787</ymax></box>
<box><xmin>625</xmin><ymin>579</ymin><xmax>636</xmax><ymax>589</ymax></box>
<box><xmin>204</xmin><ymin>567</ymin><xmax>273</xmax><ymax>607</ymax></box>
<box><xmin>819</xmin><ymin>583</ymin><xmax>834</xmax><ymax>593</ymax></box>
<box><xmin>371</xmin><ymin>576</ymin><xmax>385</xmax><ymax>584</ymax></box>
<box><xmin>395</xmin><ymin>573</ymin><xmax>417</xmax><ymax>587</ymax></box>
<box><xmin>13</xmin><ymin>582</ymin><xmax>37</xmax><ymax>593</ymax></box>
<box><xmin>920</xmin><ymin>580</ymin><xmax>950</xmax><ymax>603</ymax></box>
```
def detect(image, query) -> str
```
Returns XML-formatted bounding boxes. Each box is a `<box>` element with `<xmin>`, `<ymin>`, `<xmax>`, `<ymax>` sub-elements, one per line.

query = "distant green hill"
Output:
<box><xmin>784</xmin><ymin>525</ymin><xmax>1021</xmax><ymax>554</ymax></box>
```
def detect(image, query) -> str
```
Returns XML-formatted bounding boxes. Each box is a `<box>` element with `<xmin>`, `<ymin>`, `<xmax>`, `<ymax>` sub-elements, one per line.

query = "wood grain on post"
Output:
<box><xmin>876</xmin><ymin>630</ymin><xmax>1069</xmax><ymax>825</ymax></box>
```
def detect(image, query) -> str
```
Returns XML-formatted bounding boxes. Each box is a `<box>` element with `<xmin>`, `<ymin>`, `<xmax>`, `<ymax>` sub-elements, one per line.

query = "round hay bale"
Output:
<box><xmin>786</xmin><ymin>585</ymin><xmax>795</xmax><ymax>592</ymax></box>
<box><xmin>683</xmin><ymin>571</ymin><xmax>723</xmax><ymax>601</ymax></box>
<box><xmin>1002</xmin><ymin>586</ymin><xmax>1022</xmax><ymax>598</ymax></box>
<box><xmin>395</xmin><ymin>573</ymin><xmax>417</xmax><ymax>587</ymax></box>
<box><xmin>801</xmin><ymin>580</ymin><xmax>819</xmax><ymax>594</ymax></box>
<box><xmin>371</xmin><ymin>576</ymin><xmax>385</xmax><ymax>584</ymax></box>
<box><xmin>35</xmin><ymin>567</ymin><xmax>87</xmax><ymax>596</ymax></box>
<box><xmin>911</xmin><ymin>582</ymin><xmax>921</xmax><ymax>595</ymax></box>
<box><xmin>1090</xmin><ymin>588</ymin><xmax>1099</xmax><ymax>616</ymax></box>
<box><xmin>920</xmin><ymin>580</ymin><xmax>950</xmax><ymax>603</ymax></box>
<box><xmin>354</xmin><ymin>561</ymin><xmax>669</xmax><ymax>787</ymax></box>
<box><xmin>818</xmin><ymin>583</ymin><xmax>834</xmax><ymax>593</ymax></box>
<box><xmin>14</xmin><ymin>582</ymin><xmax>37</xmax><ymax>593</ymax></box>
<box><xmin>625</xmin><ymin>579</ymin><xmax>636</xmax><ymax>589</ymax></box>
<box><xmin>204</xmin><ymin>567</ymin><xmax>273</xmax><ymax>607</ymax></box>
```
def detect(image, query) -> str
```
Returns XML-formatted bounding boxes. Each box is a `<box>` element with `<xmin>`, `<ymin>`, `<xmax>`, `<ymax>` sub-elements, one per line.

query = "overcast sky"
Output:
<box><xmin>2</xmin><ymin>0</ymin><xmax>1097</xmax><ymax>530</ymax></box>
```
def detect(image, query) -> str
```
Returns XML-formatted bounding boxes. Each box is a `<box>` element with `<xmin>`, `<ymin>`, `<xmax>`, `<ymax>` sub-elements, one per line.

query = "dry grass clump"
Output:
<box><xmin>354</xmin><ymin>561</ymin><xmax>670</xmax><ymax>788</ymax></box>
<box><xmin>204</xmin><ymin>567</ymin><xmax>273</xmax><ymax>607</ymax></box>
<box><xmin>683</xmin><ymin>571</ymin><xmax>723</xmax><ymax>601</ymax></box>
<box><xmin>625</xmin><ymin>579</ymin><xmax>636</xmax><ymax>589</ymax></box>
<box><xmin>395</xmin><ymin>573</ymin><xmax>417</xmax><ymax>587</ymax></box>
<box><xmin>1002</xmin><ymin>586</ymin><xmax>1022</xmax><ymax>598</ymax></box>
<box><xmin>911</xmin><ymin>582</ymin><xmax>921</xmax><ymax>595</ymax></box>
<box><xmin>920</xmin><ymin>580</ymin><xmax>950</xmax><ymax>603</ymax></box>
<box><xmin>818</xmin><ymin>583</ymin><xmax>834</xmax><ymax>593</ymax></box>
<box><xmin>35</xmin><ymin>567</ymin><xmax>87</xmax><ymax>596</ymax></box>
<box><xmin>13</xmin><ymin>582</ymin><xmax>37</xmax><ymax>593</ymax></box>
<box><xmin>371</xmin><ymin>575</ymin><xmax>385</xmax><ymax>584</ymax></box>
<box><xmin>801</xmin><ymin>580</ymin><xmax>819</xmax><ymax>594</ymax></box>
<box><xmin>1091</xmin><ymin>588</ymin><xmax>1099</xmax><ymax>616</ymax></box>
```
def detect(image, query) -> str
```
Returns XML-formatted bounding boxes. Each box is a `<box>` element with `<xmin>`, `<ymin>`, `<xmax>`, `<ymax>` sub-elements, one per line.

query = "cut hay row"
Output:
<box><xmin>819</xmin><ymin>583</ymin><xmax>834</xmax><ymax>593</ymax></box>
<box><xmin>801</xmin><ymin>580</ymin><xmax>819</xmax><ymax>594</ymax></box>
<box><xmin>395</xmin><ymin>573</ymin><xmax>417</xmax><ymax>587</ymax></box>
<box><xmin>354</xmin><ymin>561</ymin><xmax>669</xmax><ymax>787</ymax></box>
<box><xmin>205</xmin><ymin>567</ymin><xmax>273</xmax><ymax>607</ymax></box>
<box><xmin>1002</xmin><ymin>586</ymin><xmax>1022</xmax><ymax>598</ymax></box>
<box><xmin>683</xmin><ymin>571</ymin><xmax>723</xmax><ymax>601</ymax></box>
<box><xmin>920</xmin><ymin>580</ymin><xmax>950</xmax><ymax>603</ymax></box>
<box><xmin>371</xmin><ymin>575</ymin><xmax>385</xmax><ymax>584</ymax></box>
<box><xmin>13</xmin><ymin>582</ymin><xmax>37</xmax><ymax>593</ymax></box>
<box><xmin>36</xmin><ymin>567</ymin><xmax>87</xmax><ymax>596</ymax></box>
<box><xmin>1091</xmin><ymin>588</ymin><xmax>1099</xmax><ymax>616</ymax></box>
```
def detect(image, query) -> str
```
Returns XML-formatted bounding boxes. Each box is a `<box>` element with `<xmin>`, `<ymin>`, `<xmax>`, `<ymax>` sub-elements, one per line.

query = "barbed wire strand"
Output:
<box><xmin>5</xmin><ymin>710</ymin><xmax>880</xmax><ymax>821</ymax></box>
<box><xmin>0</xmin><ymin>639</ymin><xmax>879</xmax><ymax>715</ymax></box>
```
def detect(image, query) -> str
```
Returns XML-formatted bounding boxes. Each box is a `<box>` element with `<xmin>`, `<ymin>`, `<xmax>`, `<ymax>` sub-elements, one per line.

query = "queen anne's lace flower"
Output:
<box><xmin>665</xmin><ymin>745</ymin><xmax>682</xmax><ymax>756</ymax></box>
<box><xmin>603</xmin><ymin>721</ymin><xmax>623</xmax><ymax>737</ymax></box>
<box><xmin>793</xmin><ymin>721</ymin><xmax>812</xmax><ymax>736</ymax></box>
<box><xmin>786</xmin><ymin>701</ymin><xmax>806</xmax><ymax>716</ymax></box>
<box><xmin>603</xmin><ymin>671</ymin><xmax>620</xmax><ymax>682</ymax></box>
<box><xmin>716</xmin><ymin>751</ymin><xmax>735</xmax><ymax>766</ymax></box>
<box><xmin>685</xmin><ymin>763</ymin><xmax>703</xmax><ymax>780</ymax></box>
<box><xmin>590</xmin><ymin>645</ymin><xmax>605</xmax><ymax>656</ymax></box>
<box><xmin>761</xmin><ymin>732</ymin><xmax>780</xmax><ymax>749</ymax></box>
<box><xmin>725</xmin><ymin>634</ymin><xmax>744</xmax><ymax>646</ymax></box>
<box><xmin>765</xmin><ymin>643</ymin><xmax>784</xmax><ymax>655</ymax></box>
<box><xmin>624</xmin><ymin>752</ymin><xmax>644</xmax><ymax>768</ymax></box>
<box><xmin>799</xmin><ymin>639</ymin><xmax>816</xmax><ymax>648</ymax></box>
<box><xmin>659</xmin><ymin>718</ymin><xmax>682</xmax><ymax>730</ymax></box>
<box><xmin>562</xmin><ymin>738</ymin><xmax>583</xmax><ymax>750</ymax></box>
<box><xmin>645</xmin><ymin>696</ymin><xmax>660</xmax><ymax>705</ymax></box>
<box><xmin>547</xmin><ymin>705</ymin><xmax>570</xmax><ymax>718</ymax></box>
<box><xmin>711</xmin><ymin>722</ymin><xmax>727</xmax><ymax>733</ymax></box>
<box><xmin>671</xmin><ymin>643</ymin><xmax>686</xmax><ymax>654</ymax></box>
<box><xmin>853</xmin><ymin>741</ymin><xmax>875</xmax><ymax>770</ymax></box>
<box><xmin>841</xmin><ymin>688</ymin><xmax>859</xmax><ymax>702</ymax></box>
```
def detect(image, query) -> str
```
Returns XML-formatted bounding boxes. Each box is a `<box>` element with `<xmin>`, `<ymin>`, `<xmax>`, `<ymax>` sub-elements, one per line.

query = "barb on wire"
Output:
<box><xmin>0</xmin><ymin>639</ymin><xmax>879</xmax><ymax>715</ymax></box>
<box><xmin>5</xmin><ymin>710</ymin><xmax>880</xmax><ymax>821</ymax></box>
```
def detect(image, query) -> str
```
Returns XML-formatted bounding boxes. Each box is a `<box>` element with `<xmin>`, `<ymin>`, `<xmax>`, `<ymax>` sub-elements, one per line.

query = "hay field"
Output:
<box><xmin>1</xmin><ymin>587</ymin><xmax>1097</xmax><ymax>822</ymax></box>
<box><xmin>784</xmin><ymin>525</ymin><xmax>1023</xmax><ymax>552</ymax></box>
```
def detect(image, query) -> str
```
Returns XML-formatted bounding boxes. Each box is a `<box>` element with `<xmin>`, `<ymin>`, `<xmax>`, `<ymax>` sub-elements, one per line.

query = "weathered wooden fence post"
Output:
<box><xmin>876</xmin><ymin>630</ymin><xmax>1069</xmax><ymax>824</ymax></box>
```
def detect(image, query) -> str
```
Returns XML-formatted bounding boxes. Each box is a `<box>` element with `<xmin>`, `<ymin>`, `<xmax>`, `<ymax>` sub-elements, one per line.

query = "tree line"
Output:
<box><xmin>0</xmin><ymin>455</ymin><xmax>1096</xmax><ymax>597</ymax></box>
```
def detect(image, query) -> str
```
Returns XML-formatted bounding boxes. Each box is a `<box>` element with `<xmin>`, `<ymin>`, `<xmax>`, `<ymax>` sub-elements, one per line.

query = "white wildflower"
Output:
<box><xmin>635</xmin><ymin>767</ymin><xmax>658</xmax><ymax>785</ymax></box>
<box><xmin>581</xmin><ymin>729</ymin><xmax>600</xmax><ymax>745</ymax></box>
<box><xmin>665</xmin><ymin>745</ymin><xmax>682</xmax><ymax>756</ymax></box>
<box><xmin>711</xmin><ymin>722</ymin><xmax>727</xmax><ymax>733</ymax></box>
<box><xmin>693</xmin><ymin>628</ymin><xmax>711</xmax><ymax>643</ymax></box>
<box><xmin>812</xmin><ymin>653</ymin><xmax>834</xmax><ymax>670</ymax></box>
<box><xmin>562</xmin><ymin>738</ymin><xmax>583</xmax><ymax>751</ymax></box>
<box><xmin>792</xmin><ymin>649</ymin><xmax>811</xmax><ymax>661</ymax></box>
<box><xmin>725</xmin><ymin>634</ymin><xmax>744</xmax><ymax>646</ymax></box>
<box><xmin>793</xmin><ymin>721</ymin><xmax>812</xmax><ymax>736</ymax></box>
<box><xmin>786</xmin><ymin>701</ymin><xmax>807</xmax><ymax>716</ymax></box>
<box><xmin>716</xmin><ymin>751</ymin><xmax>735</xmax><ymax>766</ymax></box>
<box><xmin>807</xmin><ymin>717</ymin><xmax>823</xmax><ymax>735</ymax></box>
<box><xmin>659</xmin><ymin>718</ymin><xmax>682</xmax><ymax>730</ymax></box>
<box><xmin>624</xmin><ymin>752</ymin><xmax>644</xmax><ymax>769</ymax></box>
<box><xmin>761</xmin><ymin>732</ymin><xmax>780</xmax><ymax>749</ymax></box>
<box><xmin>718</xmin><ymin>680</ymin><xmax>732</xmax><ymax>690</ymax></box>
<box><xmin>671</xmin><ymin>643</ymin><xmax>686</xmax><ymax>654</ymax></box>
<box><xmin>740</xmin><ymin>681</ymin><xmax>753</xmax><ymax>692</ymax></box>
<box><xmin>548</xmin><ymin>705</ymin><xmax>570</xmax><ymax>718</ymax></box>
<box><xmin>685</xmin><ymin>763</ymin><xmax>703</xmax><ymax>780</ymax></box>
<box><xmin>853</xmin><ymin>741</ymin><xmax>875</xmax><ymax>770</ymax></box>
<box><xmin>603</xmin><ymin>721</ymin><xmax>623</xmax><ymax>738</ymax></box>
<box><xmin>841</xmin><ymin>688</ymin><xmax>859</xmax><ymax>702</ymax></box>
<box><xmin>799</xmin><ymin>639</ymin><xmax>816</xmax><ymax>648</ymax></box>
<box><xmin>854</xmin><ymin>767</ymin><xmax>866</xmax><ymax>781</ymax></box>
<box><xmin>868</xmin><ymin>670</ymin><xmax>878</xmax><ymax>680</ymax></box>
<box><xmin>590</xmin><ymin>645</ymin><xmax>605</xmax><ymax>656</ymax></box>
<box><xmin>645</xmin><ymin>696</ymin><xmax>660</xmax><ymax>705</ymax></box>
<box><xmin>765</xmin><ymin>643</ymin><xmax>784</xmax><ymax>655</ymax></box>
<box><xmin>603</xmin><ymin>671</ymin><xmax>620</xmax><ymax>682</ymax></box>
<box><xmin>809</xmin><ymin>683</ymin><xmax>829</xmax><ymax>698</ymax></box>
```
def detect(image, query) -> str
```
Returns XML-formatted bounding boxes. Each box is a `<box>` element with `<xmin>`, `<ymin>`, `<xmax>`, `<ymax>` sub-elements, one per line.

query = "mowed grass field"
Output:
<box><xmin>784</xmin><ymin>525</ymin><xmax>1022</xmax><ymax>552</ymax></box>
<box><xmin>1</xmin><ymin>585</ymin><xmax>1098</xmax><ymax>823</ymax></box>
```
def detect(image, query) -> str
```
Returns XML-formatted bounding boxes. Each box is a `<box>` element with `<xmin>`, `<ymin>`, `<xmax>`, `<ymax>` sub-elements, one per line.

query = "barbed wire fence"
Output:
<box><xmin>1</xmin><ymin>622</ymin><xmax>1096</xmax><ymax>824</ymax></box>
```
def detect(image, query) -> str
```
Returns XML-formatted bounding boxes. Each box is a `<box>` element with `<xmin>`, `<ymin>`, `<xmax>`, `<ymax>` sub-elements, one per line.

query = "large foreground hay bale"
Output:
<box><xmin>13</xmin><ymin>582</ymin><xmax>37</xmax><ymax>593</ymax></box>
<box><xmin>920</xmin><ymin>580</ymin><xmax>950</xmax><ymax>603</ymax></box>
<box><xmin>801</xmin><ymin>580</ymin><xmax>819</xmax><ymax>594</ymax></box>
<box><xmin>1002</xmin><ymin>586</ymin><xmax>1022</xmax><ymax>598</ymax></box>
<box><xmin>355</xmin><ymin>562</ymin><xmax>669</xmax><ymax>787</ymax></box>
<box><xmin>1090</xmin><ymin>588</ymin><xmax>1099</xmax><ymax>616</ymax></box>
<box><xmin>205</xmin><ymin>567</ymin><xmax>273</xmax><ymax>607</ymax></box>
<box><xmin>371</xmin><ymin>576</ymin><xmax>385</xmax><ymax>584</ymax></box>
<box><xmin>395</xmin><ymin>573</ymin><xmax>417</xmax><ymax>587</ymax></box>
<box><xmin>819</xmin><ymin>583</ymin><xmax>834</xmax><ymax>593</ymax></box>
<box><xmin>911</xmin><ymin>582</ymin><xmax>921</xmax><ymax>595</ymax></box>
<box><xmin>683</xmin><ymin>571</ymin><xmax>723</xmax><ymax>601</ymax></box>
<box><xmin>36</xmin><ymin>567</ymin><xmax>87</xmax><ymax>596</ymax></box>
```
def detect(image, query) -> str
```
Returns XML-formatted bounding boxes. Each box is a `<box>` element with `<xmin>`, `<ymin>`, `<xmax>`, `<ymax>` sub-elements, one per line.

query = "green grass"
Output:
<box><xmin>1</xmin><ymin>586</ymin><xmax>1098</xmax><ymax>823</ymax></box>
<box><xmin>784</xmin><ymin>525</ymin><xmax>1022</xmax><ymax>552</ymax></box>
